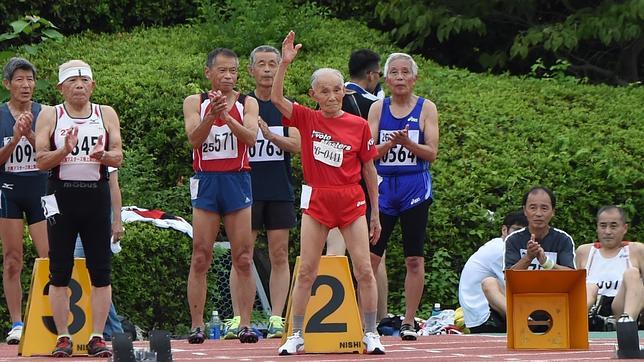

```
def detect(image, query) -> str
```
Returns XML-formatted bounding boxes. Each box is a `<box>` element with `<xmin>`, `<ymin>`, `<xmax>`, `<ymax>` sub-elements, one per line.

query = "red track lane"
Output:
<box><xmin>0</xmin><ymin>335</ymin><xmax>640</xmax><ymax>361</ymax></box>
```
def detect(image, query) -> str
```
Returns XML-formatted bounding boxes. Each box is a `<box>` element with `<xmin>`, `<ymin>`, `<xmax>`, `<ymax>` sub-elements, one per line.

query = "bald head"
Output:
<box><xmin>310</xmin><ymin>68</ymin><xmax>343</xmax><ymax>88</ymax></box>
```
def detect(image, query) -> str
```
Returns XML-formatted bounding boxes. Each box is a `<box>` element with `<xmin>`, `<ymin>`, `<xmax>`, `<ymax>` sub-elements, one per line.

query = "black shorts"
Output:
<box><xmin>370</xmin><ymin>199</ymin><xmax>430</xmax><ymax>257</ymax></box>
<box><xmin>251</xmin><ymin>200</ymin><xmax>296</xmax><ymax>230</ymax></box>
<box><xmin>46</xmin><ymin>180</ymin><xmax>112</xmax><ymax>287</ymax></box>
<box><xmin>0</xmin><ymin>172</ymin><xmax>47</xmax><ymax>224</ymax></box>
<box><xmin>469</xmin><ymin>309</ymin><xmax>506</xmax><ymax>333</ymax></box>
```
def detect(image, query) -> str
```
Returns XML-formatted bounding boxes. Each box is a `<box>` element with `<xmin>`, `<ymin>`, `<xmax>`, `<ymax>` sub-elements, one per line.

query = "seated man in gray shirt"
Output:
<box><xmin>504</xmin><ymin>186</ymin><xmax>575</xmax><ymax>270</ymax></box>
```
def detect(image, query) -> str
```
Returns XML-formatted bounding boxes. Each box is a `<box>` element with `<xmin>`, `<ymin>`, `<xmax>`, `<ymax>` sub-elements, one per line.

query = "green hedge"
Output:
<box><xmin>0</xmin><ymin>0</ymin><xmax>641</xmax><ymax>334</ymax></box>
<box><xmin>0</xmin><ymin>0</ymin><xmax>199</xmax><ymax>35</ymax></box>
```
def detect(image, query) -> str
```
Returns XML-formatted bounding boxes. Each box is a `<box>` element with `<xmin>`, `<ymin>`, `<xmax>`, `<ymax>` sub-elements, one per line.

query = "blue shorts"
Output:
<box><xmin>379</xmin><ymin>171</ymin><xmax>432</xmax><ymax>216</ymax></box>
<box><xmin>190</xmin><ymin>172</ymin><xmax>252</xmax><ymax>214</ymax></box>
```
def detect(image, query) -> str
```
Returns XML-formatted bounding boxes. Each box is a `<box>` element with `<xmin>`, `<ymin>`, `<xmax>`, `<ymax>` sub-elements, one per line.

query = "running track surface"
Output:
<box><xmin>1</xmin><ymin>334</ymin><xmax>642</xmax><ymax>361</ymax></box>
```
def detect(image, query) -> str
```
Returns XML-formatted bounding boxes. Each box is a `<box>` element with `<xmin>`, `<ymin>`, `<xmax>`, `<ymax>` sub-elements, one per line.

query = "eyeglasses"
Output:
<box><xmin>369</xmin><ymin>70</ymin><xmax>384</xmax><ymax>77</ymax></box>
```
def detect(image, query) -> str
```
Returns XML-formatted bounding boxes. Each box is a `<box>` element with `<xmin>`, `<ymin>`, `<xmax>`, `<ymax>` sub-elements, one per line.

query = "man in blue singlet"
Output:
<box><xmin>368</xmin><ymin>52</ymin><xmax>439</xmax><ymax>341</ymax></box>
<box><xmin>0</xmin><ymin>57</ymin><xmax>49</xmax><ymax>344</ymax></box>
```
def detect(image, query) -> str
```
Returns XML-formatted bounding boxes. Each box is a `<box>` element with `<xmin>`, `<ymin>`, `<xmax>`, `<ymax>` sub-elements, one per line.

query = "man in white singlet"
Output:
<box><xmin>575</xmin><ymin>205</ymin><xmax>643</xmax><ymax>325</ymax></box>
<box><xmin>35</xmin><ymin>59</ymin><xmax>123</xmax><ymax>357</ymax></box>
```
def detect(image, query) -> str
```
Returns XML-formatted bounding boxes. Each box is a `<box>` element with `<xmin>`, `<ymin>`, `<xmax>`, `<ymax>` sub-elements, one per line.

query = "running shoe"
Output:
<box><xmin>363</xmin><ymin>331</ymin><xmax>385</xmax><ymax>354</ymax></box>
<box><xmin>6</xmin><ymin>325</ymin><xmax>22</xmax><ymax>345</ymax></box>
<box><xmin>267</xmin><ymin>315</ymin><xmax>285</xmax><ymax>338</ymax></box>
<box><xmin>187</xmin><ymin>327</ymin><xmax>206</xmax><ymax>344</ymax></box>
<box><xmin>87</xmin><ymin>336</ymin><xmax>112</xmax><ymax>357</ymax></box>
<box><xmin>400</xmin><ymin>323</ymin><xmax>418</xmax><ymax>341</ymax></box>
<box><xmin>223</xmin><ymin>316</ymin><xmax>240</xmax><ymax>339</ymax></box>
<box><xmin>237</xmin><ymin>326</ymin><xmax>259</xmax><ymax>343</ymax></box>
<box><xmin>52</xmin><ymin>336</ymin><xmax>73</xmax><ymax>358</ymax></box>
<box><xmin>278</xmin><ymin>331</ymin><xmax>304</xmax><ymax>355</ymax></box>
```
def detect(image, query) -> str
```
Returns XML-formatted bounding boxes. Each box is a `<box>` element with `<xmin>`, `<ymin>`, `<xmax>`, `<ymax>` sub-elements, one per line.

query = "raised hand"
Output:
<box><xmin>389</xmin><ymin>124</ymin><xmax>411</xmax><ymax>146</ymax></box>
<box><xmin>206</xmin><ymin>90</ymin><xmax>227</xmax><ymax>121</ymax></box>
<box><xmin>526</xmin><ymin>234</ymin><xmax>540</xmax><ymax>259</ymax></box>
<box><xmin>12</xmin><ymin>112</ymin><xmax>32</xmax><ymax>138</ymax></box>
<box><xmin>89</xmin><ymin>134</ymin><xmax>105</xmax><ymax>161</ymax></box>
<box><xmin>64</xmin><ymin>126</ymin><xmax>79</xmax><ymax>153</ymax></box>
<box><xmin>258</xmin><ymin>117</ymin><xmax>271</xmax><ymax>138</ymax></box>
<box><xmin>281</xmin><ymin>31</ymin><xmax>302</xmax><ymax>65</ymax></box>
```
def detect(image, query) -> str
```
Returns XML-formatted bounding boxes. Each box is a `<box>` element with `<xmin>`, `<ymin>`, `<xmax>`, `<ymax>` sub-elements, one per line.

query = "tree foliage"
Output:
<box><xmin>371</xmin><ymin>0</ymin><xmax>644</xmax><ymax>84</ymax></box>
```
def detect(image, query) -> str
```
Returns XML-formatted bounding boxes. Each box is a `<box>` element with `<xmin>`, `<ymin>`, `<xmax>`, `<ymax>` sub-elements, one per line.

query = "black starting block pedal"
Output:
<box><xmin>150</xmin><ymin>330</ymin><xmax>173</xmax><ymax>362</ymax></box>
<box><xmin>110</xmin><ymin>330</ymin><xmax>172</xmax><ymax>362</ymax></box>
<box><xmin>615</xmin><ymin>314</ymin><xmax>643</xmax><ymax>359</ymax></box>
<box><xmin>111</xmin><ymin>333</ymin><xmax>136</xmax><ymax>362</ymax></box>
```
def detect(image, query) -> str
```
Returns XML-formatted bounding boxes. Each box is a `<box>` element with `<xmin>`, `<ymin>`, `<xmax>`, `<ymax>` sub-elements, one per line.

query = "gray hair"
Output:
<box><xmin>383</xmin><ymin>52</ymin><xmax>418</xmax><ymax>78</ymax></box>
<box><xmin>597</xmin><ymin>205</ymin><xmax>627</xmax><ymax>223</ymax></box>
<box><xmin>3</xmin><ymin>57</ymin><xmax>37</xmax><ymax>81</ymax></box>
<box><xmin>249</xmin><ymin>45</ymin><xmax>281</xmax><ymax>67</ymax></box>
<box><xmin>310</xmin><ymin>68</ymin><xmax>344</xmax><ymax>88</ymax></box>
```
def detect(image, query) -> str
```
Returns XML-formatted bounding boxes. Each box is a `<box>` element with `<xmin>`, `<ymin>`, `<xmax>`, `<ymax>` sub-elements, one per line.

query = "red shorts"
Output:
<box><xmin>301</xmin><ymin>184</ymin><xmax>366</xmax><ymax>229</ymax></box>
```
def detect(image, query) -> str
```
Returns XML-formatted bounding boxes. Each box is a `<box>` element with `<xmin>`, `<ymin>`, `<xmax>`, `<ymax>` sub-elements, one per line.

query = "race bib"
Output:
<box><xmin>248</xmin><ymin>126</ymin><xmax>285</xmax><ymax>162</ymax></box>
<box><xmin>313</xmin><ymin>141</ymin><xmax>343</xmax><ymax>168</ymax></box>
<box><xmin>59</xmin><ymin>129</ymin><xmax>103</xmax><ymax>165</ymax></box>
<box><xmin>202</xmin><ymin>125</ymin><xmax>237</xmax><ymax>160</ymax></box>
<box><xmin>41</xmin><ymin>194</ymin><xmax>60</xmax><ymax>219</ymax></box>
<box><xmin>519</xmin><ymin>250</ymin><xmax>558</xmax><ymax>270</ymax></box>
<box><xmin>379</xmin><ymin>130</ymin><xmax>419</xmax><ymax>166</ymax></box>
<box><xmin>4</xmin><ymin>136</ymin><xmax>37</xmax><ymax>172</ymax></box>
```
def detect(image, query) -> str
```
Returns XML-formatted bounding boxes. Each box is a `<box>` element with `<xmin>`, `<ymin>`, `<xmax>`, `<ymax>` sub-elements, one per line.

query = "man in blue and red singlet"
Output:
<box><xmin>368</xmin><ymin>52</ymin><xmax>440</xmax><ymax>341</ymax></box>
<box><xmin>183</xmin><ymin>48</ymin><xmax>260</xmax><ymax>344</ymax></box>
<box><xmin>272</xmin><ymin>31</ymin><xmax>385</xmax><ymax>355</ymax></box>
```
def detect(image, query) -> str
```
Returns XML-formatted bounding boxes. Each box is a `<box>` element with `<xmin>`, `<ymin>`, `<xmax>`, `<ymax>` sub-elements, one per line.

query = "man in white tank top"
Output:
<box><xmin>575</xmin><ymin>206</ymin><xmax>643</xmax><ymax>324</ymax></box>
<box><xmin>35</xmin><ymin>59</ymin><xmax>123</xmax><ymax>357</ymax></box>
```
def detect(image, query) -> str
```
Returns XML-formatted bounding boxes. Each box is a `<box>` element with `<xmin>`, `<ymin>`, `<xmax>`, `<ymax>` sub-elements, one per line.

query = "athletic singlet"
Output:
<box><xmin>50</xmin><ymin>103</ymin><xmax>108</xmax><ymax>181</ymax></box>
<box><xmin>375</xmin><ymin>97</ymin><xmax>430</xmax><ymax>175</ymax></box>
<box><xmin>0</xmin><ymin>102</ymin><xmax>44</xmax><ymax>175</ymax></box>
<box><xmin>192</xmin><ymin>93</ymin><xmax>250</xmax><ymax>172</ymax></box>
<box><xmin>247</xmin><ymin>92</ymin><xmax>294</xmax><ymax>201</ymax></box>
<box><xmin>585</xmin><ymin>243</ymin><xmax>631</xmax><ymax>297</ymax></box>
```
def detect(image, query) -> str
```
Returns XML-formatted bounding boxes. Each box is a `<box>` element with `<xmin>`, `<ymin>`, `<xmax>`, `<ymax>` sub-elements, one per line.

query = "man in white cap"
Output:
<box><xmin>35</xmin><ymin>59</ymin><xmax>123</xmax><ymax>357</ymax></box>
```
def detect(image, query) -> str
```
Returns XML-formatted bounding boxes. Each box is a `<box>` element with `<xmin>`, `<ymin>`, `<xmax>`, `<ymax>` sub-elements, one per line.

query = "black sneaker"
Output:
<box><xmin>400</xmin><ymin>323</ymin><xmax>418</xmax><ymax>341</ymax></box>
<box><xmin>188</xmin><ymin>327</ymin><xmax>206</xmax><ymax>344</ymax></box>
<box><xmin>52</xmin><ymin>336</ymin><xmax>73</xmax><ymax>357</ymax></box>
<box><xmin>88</xmin><ymin>336</ymin><xmax>112</xmax><ymax>358</ymax></box>
<box><xmin>237</xmin><ymin>326</ymin><xmax>258</xmax><ymax>343</ymax></box>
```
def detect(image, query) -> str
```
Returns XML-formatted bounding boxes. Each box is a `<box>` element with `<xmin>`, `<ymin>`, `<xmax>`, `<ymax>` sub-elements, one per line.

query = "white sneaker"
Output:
<box><xmin>363</xmin><ymin>332</ymin><xmax>385</xmax><ymax>354</ymax></box>
<box><xmin>278</xmin><ymin>331</ymin><xmax>304</xmax><ymax>355</ymax></box>
<box><xmin>6</xmin><ymin>325</ymin><xmax>22</xmax><ymax>345</ymax></box>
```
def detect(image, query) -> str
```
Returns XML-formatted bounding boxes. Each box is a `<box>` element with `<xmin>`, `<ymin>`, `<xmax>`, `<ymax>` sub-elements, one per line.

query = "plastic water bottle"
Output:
<box><xmin>431</xmin><ymin>303</ymin><xmax>441</xmax><ymax>317</ymax></box>
<box><xmin>209</xmin><ymin>310</ymin><xmax>221</xmax><ymax>340</ymax></box>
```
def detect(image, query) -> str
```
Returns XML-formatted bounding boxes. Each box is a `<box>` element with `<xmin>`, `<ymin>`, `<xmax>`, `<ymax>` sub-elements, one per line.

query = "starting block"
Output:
<box><xmin>283</xmin><ymin>255</ymin><xmax>364</xmax><ymax>354</ymax></box>
<box><xmin>111</xmin><ymin>330</ymin><xmax>173</xmax><ymax>362</ymax></box>
<box><xmin>18</xmin><ymin>258</ymin><xmax>93</xmax><ymax>356</ymax></box>
<box><xmin>615</xmin><ymin>315</ymin><xmax>644</xmax><ymax>359</ymax></box>
<box><xmin>505</xmin><ymin>269</ymin><xmax>588</xmax><ymax>349</ymax></box>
